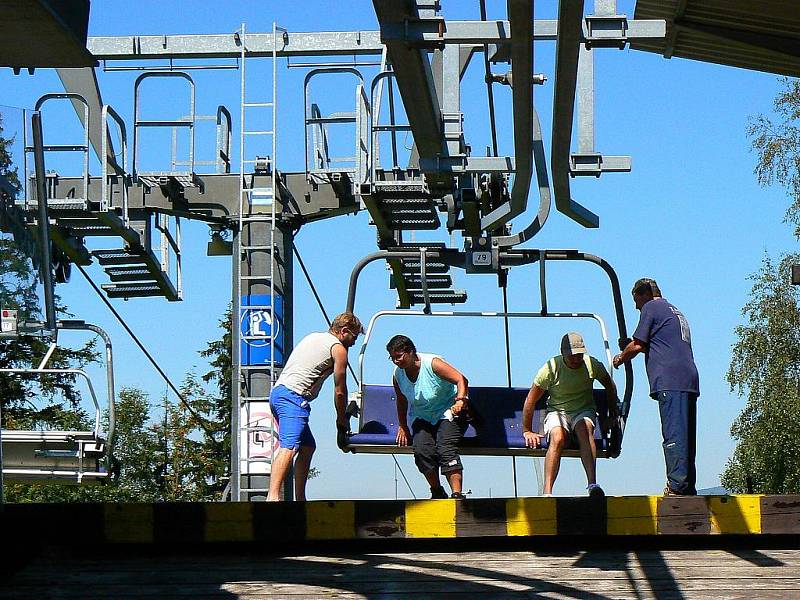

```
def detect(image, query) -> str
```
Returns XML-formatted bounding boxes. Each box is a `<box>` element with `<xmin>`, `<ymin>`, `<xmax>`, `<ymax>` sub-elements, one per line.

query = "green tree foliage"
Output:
<box><xmin>722</xmin><ymin>255</ymin><xmax>800</xmax><ymax>493</ymax></box>
<box><xmin>723</xmin><ymin>77</ymin><xmax>800</xmax><ymax>493</ymax></box>
<box><xmin>747</xmin><ymin>78</ymin><xmax>800</xmax><ymax>238</ymax></box>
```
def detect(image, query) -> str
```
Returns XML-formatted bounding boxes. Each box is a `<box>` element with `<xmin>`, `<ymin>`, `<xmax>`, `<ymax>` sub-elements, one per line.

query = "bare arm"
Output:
<box><xmin>523</xmin><ymin>384</ymin><xmax>546</xmax><ymax>448</ymax></box>
<box><xmin>596</xmin><ymin>371</ymin><xmax>619</xmax><ymax>418</ymax></box>
<box><xmin>393</xmin><ymin>378</ymin><xmax>410</xmax><ymax>446</ymax></box>
<box><xmin>331</xmin><ymin>343</ymin><xmax>349</xmax><ymax>429</ymax></box>
<box><xmin>431</xmin><ymin>357</ymin><xmax>469</xmax><ymax>415</ymax></box>
<box><xmin>613</xmin><ymin>337</ymin><xmax>647</xmax><ymax>368</ymax></box>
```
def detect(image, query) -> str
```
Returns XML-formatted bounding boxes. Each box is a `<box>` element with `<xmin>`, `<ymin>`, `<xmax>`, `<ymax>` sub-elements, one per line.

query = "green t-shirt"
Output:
<box><xmin>533</xmin><ymin>355</ymin><xmax>609</xmax><ymax>414</ymax></box>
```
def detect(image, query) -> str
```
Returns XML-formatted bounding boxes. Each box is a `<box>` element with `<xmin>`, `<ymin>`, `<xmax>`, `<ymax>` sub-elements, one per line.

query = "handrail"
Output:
<box><xmin>101</xmin><ymin>104</ymin><xmax>129</xmax><ymax>224</ymax></box>
<box><xmin>303</xmin><ymin>67</ymin><xmax>364</xmax><ymax>181</ymax></box>
<box><xmin>32</xmin><ymin>93</ymin><xmax>90</xmax><ymax>207</ymax></box>
<box><xmin>133</xmin><ymin>71</ymin><xmax>196</xmax><ymax>177</ymax></box>
<box><xmin>216</xmin><ymin>105</ymin><xmax>232</xmax><ymax>173</ymax></box>
<box><xmin>0</xmin><ymin>368</ymin><xmax>102</xmax><ymax>436</ymax></box>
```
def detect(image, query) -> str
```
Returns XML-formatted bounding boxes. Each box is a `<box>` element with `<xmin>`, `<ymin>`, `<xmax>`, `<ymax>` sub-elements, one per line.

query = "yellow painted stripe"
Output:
<box><xmin>405</xmin><ymin>499</ymin><xmax>456</xmax><ymax>538</ymax></box>
<box><xmin>104</xmin><ymin>503</ymin><xmax>154</xmax><ymax>544</ymax></box>
<box><xmin>204</xmin><ymin>502</ymin><xmax>254</xmax><ymax>542</ymax></box>
<box><xmin>709</xmin><ymin>495</ymin><xmax>762</xmax><ymax>534</ymax></box>
<box><xmin>505</xmin><ymin>498</ymin><xmax>557</xmax><ymax>536</ymax></box>
<box><xmin>607</xmin><ymin>496</ymin><xmax>659</xmax><ymax>535</ymax></box>
<box><xmin>306</xmin><ymin>500</ymin><xmax>355</xmax><ymax>540</ymax></box>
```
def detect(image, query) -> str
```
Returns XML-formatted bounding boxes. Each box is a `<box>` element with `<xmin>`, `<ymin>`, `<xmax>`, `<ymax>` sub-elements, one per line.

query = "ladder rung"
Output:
<box><xmin>239</xmin><ymin>275</ymin><xmax>272</xmax><ymax>281</ymax></box>
<box><xmin>243</xmin><ymin>102</ymin><xmax>274</xmax><ymax>107</ymax></box>
<box><xmin>240</xmin><ymin>304</ymin><xmax>274</xmax><ymax>310</ymax></box>
<box><xmin>243</xmin><ymin>131</ymin><xmax>274</xmax><ymax>136</ymax></box>
<box><xmin>241</xmin><ymin>245</ymin><xmax>274</xmax><ymax>251</ymax></box>
<box><xmin>240</xmin><ymin>395</ymin><xmax>272</xmax><ymax>401</ymax></box>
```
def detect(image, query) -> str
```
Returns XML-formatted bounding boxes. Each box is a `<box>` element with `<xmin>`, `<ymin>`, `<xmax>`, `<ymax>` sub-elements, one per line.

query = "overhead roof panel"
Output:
<box><xmin>0</xmin><ymin>0</ymin><xmax>95</xmax><ymax>68</ymax></box>
<box><xmin>632</xmin><ymin>0</ymin><xmax>800</xmax><ymax>77</ymax></box>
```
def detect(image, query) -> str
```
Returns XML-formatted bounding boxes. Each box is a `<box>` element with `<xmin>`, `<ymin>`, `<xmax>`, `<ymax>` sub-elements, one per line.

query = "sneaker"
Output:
<box><xmin>663</xmin><ymin>485</ymin><xmax>696</xmax><ymax>497</ymax></box>
<box><xmin>588</xmin><ymin>484</ymin><xmax>605</xmax><ymax>498</ymax></box>
<box><xmin>430</xmin><ymin>486</ymin><xmax>449</xmax><ymax>499</ymax></box>
<box><xmin>450</xmin><ymin>491</ymin><xmax>466</xmax><ymax>500</ymax></box>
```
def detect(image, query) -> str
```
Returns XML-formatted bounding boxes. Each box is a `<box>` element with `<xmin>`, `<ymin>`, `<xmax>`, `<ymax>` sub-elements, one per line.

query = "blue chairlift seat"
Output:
<box><xmin>344</xmin><ymin>384</ymin><xmax>621</xmax><ymax>458</ymax></box>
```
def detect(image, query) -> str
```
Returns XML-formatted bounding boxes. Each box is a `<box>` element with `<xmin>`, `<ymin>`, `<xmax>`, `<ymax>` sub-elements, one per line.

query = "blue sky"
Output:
<box><xmin>1</xmin><ymin>1</ymin><xmax>797</xmax><ymax>499</ymax></box>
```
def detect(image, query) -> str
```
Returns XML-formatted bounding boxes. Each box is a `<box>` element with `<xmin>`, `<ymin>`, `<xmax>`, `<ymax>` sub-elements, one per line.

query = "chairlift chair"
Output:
<box><xmin>341</xmin><ymin>248</ymin><xmax>634</xmax><ymax>459</ymax></box>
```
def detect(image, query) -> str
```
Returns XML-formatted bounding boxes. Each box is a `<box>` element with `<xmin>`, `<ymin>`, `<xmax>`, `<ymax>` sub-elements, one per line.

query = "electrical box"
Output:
<box><xmin>1</xmin><ymin>308</ymin><xmax>18</xmax><ymax>334</ymax></box>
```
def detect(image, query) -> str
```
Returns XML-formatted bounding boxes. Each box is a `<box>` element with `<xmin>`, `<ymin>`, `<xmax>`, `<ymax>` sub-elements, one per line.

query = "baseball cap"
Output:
<box><xmin>561</xmin><ymin>332</ymin><xmax>587</xmax><ymax>357</ymax></box>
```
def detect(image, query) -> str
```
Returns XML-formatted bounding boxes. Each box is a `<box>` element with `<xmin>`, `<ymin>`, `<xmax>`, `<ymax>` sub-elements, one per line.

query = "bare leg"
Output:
<box><xmin>423</xmin><ymin>468</ymin><xmax>441</xmax><ymax>489</ymax></box>
<box><xmin>575</xmin><ymin>419</ymin><xmax>597</xmax><ymax>487</ymax></box>
<box><xmin>267</xmin><ymin>447</ymin><xmax>296</xmax><ymax>501</ymax></box>
<box><xmin>544</xmin><ymin>427</ymin><xmax>567</xmax><ymax>494</ymax></box>
<box><xmin>444</xmin><ymin>469</ymin><xmax>463</xmax><ymax>494</ymax></box>
<box><xmin>293</xmin><ymin>445</ymin><xmax>315</xmax><ymax>501</ymax></box>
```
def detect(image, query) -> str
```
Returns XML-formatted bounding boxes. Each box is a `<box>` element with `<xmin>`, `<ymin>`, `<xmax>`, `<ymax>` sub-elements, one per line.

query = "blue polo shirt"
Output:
<box><xmin>633</xmin><ymin>298</ymin><xmax>699</xmax><ymax>398</ymax></box>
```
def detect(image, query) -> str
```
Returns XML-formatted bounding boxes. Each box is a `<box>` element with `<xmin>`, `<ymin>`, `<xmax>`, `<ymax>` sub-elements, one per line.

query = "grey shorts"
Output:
<box><xmin>411</xmin><ymin>417</ymin><xmax>466</xmax><ymax>475</ymax></box>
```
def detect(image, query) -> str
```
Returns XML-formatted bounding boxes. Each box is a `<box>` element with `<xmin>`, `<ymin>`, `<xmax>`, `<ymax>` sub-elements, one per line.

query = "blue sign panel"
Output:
<box><xmin>240</xmin><ymin>294</ymin><xmax>284</xmax><ymax>367</ymax></box>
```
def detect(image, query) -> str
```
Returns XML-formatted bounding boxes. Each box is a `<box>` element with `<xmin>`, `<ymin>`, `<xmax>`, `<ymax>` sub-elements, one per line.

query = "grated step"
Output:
<box><xmin>69</xmin><ymin>226</ymin><xmax>117</xmax><ymax>237</ymax></box>
<box><xmin>400</xmin><ymin>260</ymin><xmax>449</xmax><ymax>274</ymax></box>
<box><xmin>399</xmin><ymin>275</ymin><xmax>453</xmax><ymax>289</ymax></box>
<box><xmin>102</xmin><ymin>283</ymin><xmax>164</xmax><ymax>298</ymax></box>
<box><xmin>387</xmin><ymin>242</ymin><xmax>447</xmax><ymax>251</ymax></box>
<box><xmin>407</xmin><ymin>290</ymin><xmax>468</xmax><ymax>305</ymax></box>
<box><xmin>93</xmin><ymin>249</ymin><xmax>146</xmax><ymax>266</ymax></box>
<box><xmin>105</xmin><ymin>266</ymin><xmax>156</xmax><ymax>282</ymax></box>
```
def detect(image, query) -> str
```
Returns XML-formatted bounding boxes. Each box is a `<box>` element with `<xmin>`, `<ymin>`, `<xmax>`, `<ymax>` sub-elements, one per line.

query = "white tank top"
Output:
<box><xmin>276</xmin><ymin>331</ymin><xmax>341</xmax><ymax>400</ymax></box>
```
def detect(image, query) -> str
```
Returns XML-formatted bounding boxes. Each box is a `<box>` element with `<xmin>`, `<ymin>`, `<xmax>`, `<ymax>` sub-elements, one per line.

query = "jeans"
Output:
<box><xmin>657</xmin><ymin>390</ymin><xmax>697</xmax><ymax>495</ymax></box>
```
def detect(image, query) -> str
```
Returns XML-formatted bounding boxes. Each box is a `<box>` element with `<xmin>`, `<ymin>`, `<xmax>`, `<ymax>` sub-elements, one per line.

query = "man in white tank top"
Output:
<box><xmin>267</xmin><ymin>312</ymin><xmax>363</xmax><ymax>501</ymax></box>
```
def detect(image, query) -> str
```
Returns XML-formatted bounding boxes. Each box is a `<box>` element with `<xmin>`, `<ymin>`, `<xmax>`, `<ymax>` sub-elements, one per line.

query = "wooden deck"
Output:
<box><xmin>1</xmin><ymin>495</ymin><xmax>799</xmax><ymax>598</ymax></box>
<box><xmin>3</xmin><ymin>548</ymin><xmax>800</xmax><ymax>598</ymax></box>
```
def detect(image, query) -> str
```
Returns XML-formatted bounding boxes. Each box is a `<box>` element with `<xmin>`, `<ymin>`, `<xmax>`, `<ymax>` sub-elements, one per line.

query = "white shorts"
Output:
<box><xmin>543</xmin><ymin>409</ymin><xmax>597</xmax><ymax>437</ymax></box>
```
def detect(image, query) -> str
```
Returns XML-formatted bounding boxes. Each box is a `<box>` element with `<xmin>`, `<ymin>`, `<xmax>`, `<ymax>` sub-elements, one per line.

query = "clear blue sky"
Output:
<box><xmin>1</xmin><ymin>1</ymin><xmax>796</xmax><ymax>499</ymax></box>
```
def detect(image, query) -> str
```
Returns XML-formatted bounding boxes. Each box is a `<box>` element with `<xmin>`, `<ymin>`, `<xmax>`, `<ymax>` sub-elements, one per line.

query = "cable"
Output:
<box><xmin>392</xmin><ymin>454</ymin><xmax>417</xmax><ymax>499</ymax></box>
<box><xmin>75</xmin><ymin>263</ymin><xmax>222</xmax><ymax>442</ymax></box>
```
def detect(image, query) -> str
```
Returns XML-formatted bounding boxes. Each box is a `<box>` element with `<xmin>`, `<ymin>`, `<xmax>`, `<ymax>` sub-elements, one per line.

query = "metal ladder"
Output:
<box><xmin>235</xmin><ymin>22</ymin><xmax>285</xmax><ymax>500</ymax></box>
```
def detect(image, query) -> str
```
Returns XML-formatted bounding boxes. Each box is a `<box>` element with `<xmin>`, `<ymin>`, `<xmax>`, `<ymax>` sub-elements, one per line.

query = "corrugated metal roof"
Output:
<box><xmin>632</xmin><ymin>0</ymin><xmax>800</xmax><ymax>77</ymax></box>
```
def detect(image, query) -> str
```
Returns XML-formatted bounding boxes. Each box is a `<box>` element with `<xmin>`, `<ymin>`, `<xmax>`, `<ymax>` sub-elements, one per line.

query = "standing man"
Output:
<box><xmin>267</xmin><ymin>312</ymin><xmax>363</xmax><ymax>501</ymax></box>
<box><xmin>613</xmin><ymin>278</ymin><xmax>699</xmax><ymax>496</ymax></box>
<box><xmin>523</xmin><ymin>332</ymin><xmax>617</xmax><ymax>497</ymax></box>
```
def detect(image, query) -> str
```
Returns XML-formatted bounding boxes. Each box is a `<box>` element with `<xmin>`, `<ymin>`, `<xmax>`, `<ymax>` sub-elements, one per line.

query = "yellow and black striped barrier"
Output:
<box><xmin>2</xmin><ymin>495</ymin><xmax>798</xmax><ymax>545</ymax></box>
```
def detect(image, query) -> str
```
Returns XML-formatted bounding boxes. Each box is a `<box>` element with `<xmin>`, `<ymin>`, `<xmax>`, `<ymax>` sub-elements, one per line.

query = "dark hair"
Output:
<box><xmin>386</xmin><ymin>334</ymin><xmax>416</xmax><ymax>355</ymax></box>
<box><xmin>632</xmin><ymin>277</ymin><xmax>661</xmax><ymax>297</ymax></box>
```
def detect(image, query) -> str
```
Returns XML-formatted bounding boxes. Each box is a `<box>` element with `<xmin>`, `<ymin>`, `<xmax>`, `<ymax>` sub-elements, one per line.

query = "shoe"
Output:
<box><xmin>588</xmin><ymin>484</ymin><xmax>605</xmax><ymax>498</ymax></box>
<box><xmin>663</xmin><ymin>485</ymin><xmax>696</xmax><ymax>497</ymax></box>
<box><xmin>430</xmin><ymin>486</ymin><xmax>449</xmax><ymax>499</ymax></box>
<box><xmin>450</xmin><ymin>491</ymin><xmax>466</xmax><ymax>500</ymax></box>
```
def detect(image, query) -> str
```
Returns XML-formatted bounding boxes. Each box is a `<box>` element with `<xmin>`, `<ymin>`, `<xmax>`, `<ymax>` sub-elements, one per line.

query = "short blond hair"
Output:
<box><xmin>330</xmin><ymin>312</ymin><xmax>363</xmax><ymax>334</ymax></box>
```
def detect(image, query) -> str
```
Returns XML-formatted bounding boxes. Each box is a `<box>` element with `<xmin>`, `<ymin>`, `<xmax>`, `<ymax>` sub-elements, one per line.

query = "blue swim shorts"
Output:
<box><xmin>269</xmin><ymin>385</ymin><xmax>316</xmax><ymax>450</ymax></box>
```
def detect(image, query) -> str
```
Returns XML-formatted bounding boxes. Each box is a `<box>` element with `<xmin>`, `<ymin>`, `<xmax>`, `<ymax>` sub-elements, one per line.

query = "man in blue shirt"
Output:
<box><xmin>613</xmin><ymin>278</ymin><xmax>700</xmax><ymax>496</ymax></box>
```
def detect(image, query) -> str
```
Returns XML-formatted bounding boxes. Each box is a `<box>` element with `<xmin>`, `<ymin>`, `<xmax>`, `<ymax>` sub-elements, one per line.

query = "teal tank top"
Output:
<box><xmin>394</xmin><ymin>353</ymin><xmax>457</xmax><ymax>424</ymax></box>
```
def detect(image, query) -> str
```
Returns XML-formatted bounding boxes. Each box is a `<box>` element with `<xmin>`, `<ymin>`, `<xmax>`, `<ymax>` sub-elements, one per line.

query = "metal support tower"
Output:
<box><xmin>231</xmin><ymin>23</ymin><xmax>293</xmax><ymax>501</ymax></box>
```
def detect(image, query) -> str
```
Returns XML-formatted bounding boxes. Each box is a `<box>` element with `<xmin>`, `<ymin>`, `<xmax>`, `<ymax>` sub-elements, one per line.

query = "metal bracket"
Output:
<box><xmin>569</xmin><ymin>153</ymin><xmax>631</xmax><ymax>177</ymax></box>
<box><xmin>584</xmin><ymin>15</ymin><xmax>629</xmax><ymax>49</ymax></box>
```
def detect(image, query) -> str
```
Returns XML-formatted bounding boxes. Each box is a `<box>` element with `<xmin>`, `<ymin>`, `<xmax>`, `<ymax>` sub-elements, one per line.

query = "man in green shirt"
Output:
<box><xmin>523</xmin><ymin>332</ymin><xmax>618</xmax><ymax>497</ymax></box>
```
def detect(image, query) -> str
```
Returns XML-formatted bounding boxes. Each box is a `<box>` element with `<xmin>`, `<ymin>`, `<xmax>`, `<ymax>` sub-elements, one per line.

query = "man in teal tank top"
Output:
<box><xmin>522</xmin><ymin>332</ymin><xmax>618</xmax><ymax>497</ymax></box>
<box><xmin>387</xmin><ymin>334</ymin><xmax>470</xmax><ymax>499</ymax></box>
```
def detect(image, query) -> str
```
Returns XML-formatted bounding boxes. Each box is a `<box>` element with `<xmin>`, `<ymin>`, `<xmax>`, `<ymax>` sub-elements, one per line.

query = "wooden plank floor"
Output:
<box><xmin>3</xmin><ymin>548</ymin><xmax>800</xmax><ymax>598</ymax></box>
